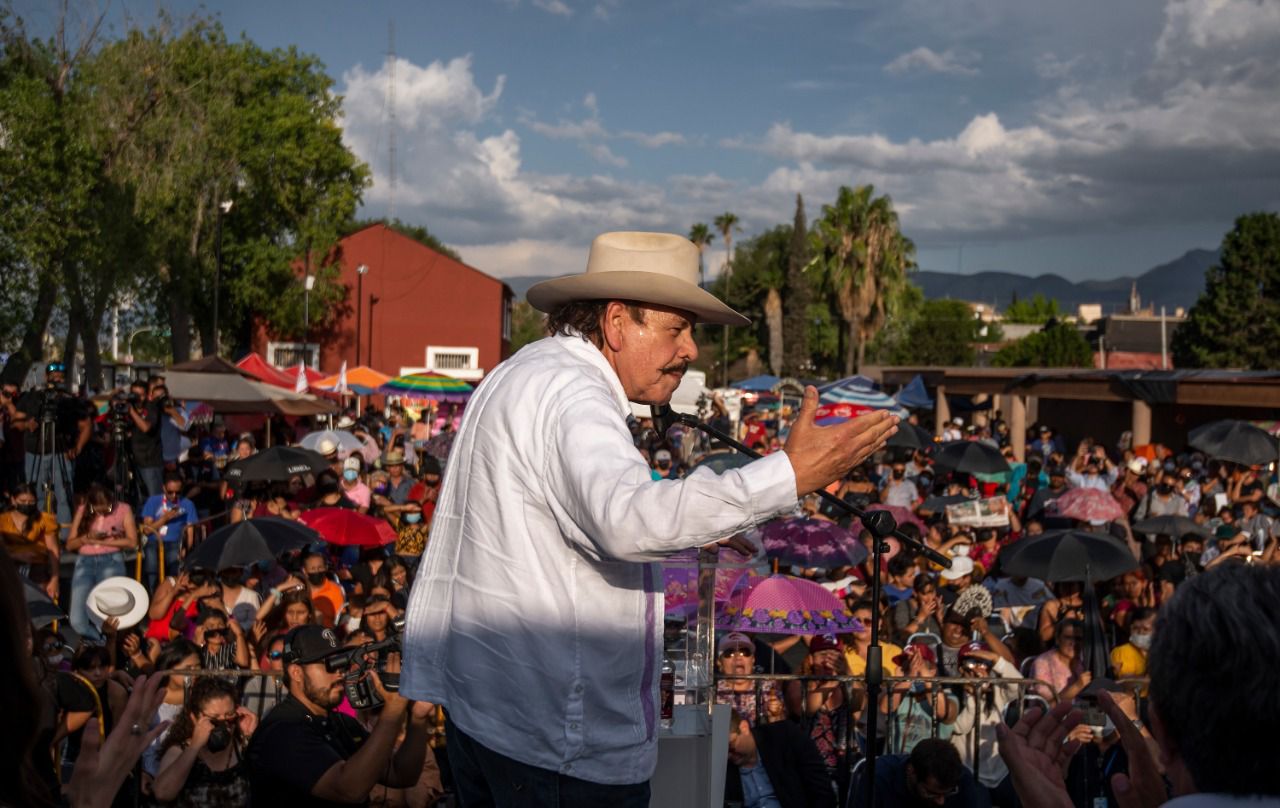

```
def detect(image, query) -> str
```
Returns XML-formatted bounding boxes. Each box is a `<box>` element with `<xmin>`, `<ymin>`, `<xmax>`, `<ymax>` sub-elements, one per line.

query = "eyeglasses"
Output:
<box><xmin>917</xmin><ymin>782</ymin><xmax>960</xmax><ymax>800</ymax></box>
<box><xmin>720</xmin><ymin>649</ymin><xmax>753</xmax><ymax>659</ymax></box>
<box><xmin>267</xmin><ymin>650</ymin><xmax>284</xmax><ymax>660</ymax></box>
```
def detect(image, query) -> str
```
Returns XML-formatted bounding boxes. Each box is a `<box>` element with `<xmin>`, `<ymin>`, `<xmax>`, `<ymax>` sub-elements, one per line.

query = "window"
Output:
<box><xmin>267</xmin><ymin>342</ymin><xmax>319</xmax><ymax>369</ymax></box>
<box><xmin>425</xmin><ymin>346</ymin><xmax>482</xmax><ymax>381</ymax></box>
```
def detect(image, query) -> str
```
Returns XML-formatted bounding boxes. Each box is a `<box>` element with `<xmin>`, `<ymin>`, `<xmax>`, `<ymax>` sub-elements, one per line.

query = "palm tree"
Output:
<box><xmin>713</xmin><ymin>212</ymin><xmax>742</xmax><ymax>385</ymax></box>
<box><xmin>807</xmin><ymin>185</ymin><xmax>916</xmax><ymax>374</ymax></box>
<box><xmin>687</xmin><ymin>223</ymin><xmax>715</xmax><ymax>288</ymax></box>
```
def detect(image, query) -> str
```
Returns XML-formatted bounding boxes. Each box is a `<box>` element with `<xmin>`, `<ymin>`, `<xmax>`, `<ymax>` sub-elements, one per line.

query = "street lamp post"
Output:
<box><xmin>214</xmin><ymin>199</ymin><xmax>233</xmax><ymax>352</ymax></box>
<box><xmin>125</xmin><ymin>326</ymin><xmax>156</xmax><ymax>363</ymax></box>
<box><xmin>355</xmin><ymin>264</ymin><xmax>369</xmax><ymax>366</ymax></box>
<box><xmin>368</xmin><ymin>295</ymin><xmax>380</xmax><ymax>371</ymax></box>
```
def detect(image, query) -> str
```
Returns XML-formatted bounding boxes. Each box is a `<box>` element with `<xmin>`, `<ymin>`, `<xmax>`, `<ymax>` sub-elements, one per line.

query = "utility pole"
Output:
<box><xmin>356</xmin><ymin>264</ymin><xmax>369</xmax><ymax>365</ymax></box>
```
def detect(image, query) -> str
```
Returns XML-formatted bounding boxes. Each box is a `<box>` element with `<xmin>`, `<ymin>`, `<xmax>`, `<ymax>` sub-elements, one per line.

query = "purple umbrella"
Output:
<box><xmin>716</xmin><ymin>574</ymin><xmax>864</xmax><ymax>635</ymax></box>
<box><xmin>760</xmin><ymin>517</ymin><xmax>868</xmax><ymax>569</ymax></box>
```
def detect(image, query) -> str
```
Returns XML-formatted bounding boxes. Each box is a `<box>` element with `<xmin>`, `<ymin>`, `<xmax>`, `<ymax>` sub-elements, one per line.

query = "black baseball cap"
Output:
<box><xmin>282</xmin><ymin>625</ymin><xmax>340</xmax><ymax>665</ymax></box>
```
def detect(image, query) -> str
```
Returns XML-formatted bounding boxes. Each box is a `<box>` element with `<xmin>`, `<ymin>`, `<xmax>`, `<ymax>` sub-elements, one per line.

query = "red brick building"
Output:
<box><xmin>255</xmin><ymin>223</ymin><xmax>513</xmax><ymax>381</ymax></box>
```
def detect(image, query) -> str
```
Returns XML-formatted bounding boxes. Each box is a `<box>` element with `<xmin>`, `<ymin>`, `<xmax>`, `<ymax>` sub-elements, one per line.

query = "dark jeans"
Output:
<box><xmin>446</xmin><ymin>718</ymin><xmax>651</xmax><ymax>808</ymax></box>
<box><xmin>137</xmin><ymin>465</ymin><xmax>164</xmax><ymax>499</ymax></box>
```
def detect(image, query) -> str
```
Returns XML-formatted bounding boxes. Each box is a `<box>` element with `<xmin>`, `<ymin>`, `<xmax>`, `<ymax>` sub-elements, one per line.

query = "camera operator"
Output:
<box><xmin>126</xmin><ymin>380</ymin><xmax>165</xmax><ymax>498</ymax></box>
<box><xmin>15</xmin><ymin>362</ymin><xmax>91</xmax><ymax>524</ymax></box>
<box><xmin>246</xmin><ymin>625</ymin><xmax>434</xmax><ymax>807</ymax></box>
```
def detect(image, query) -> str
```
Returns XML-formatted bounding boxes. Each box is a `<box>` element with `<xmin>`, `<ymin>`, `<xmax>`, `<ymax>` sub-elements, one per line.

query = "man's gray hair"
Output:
<box><xmin>1148</xmin><ymin>562</ymin><xmax>1280</xmax><ymax>795</ymax></box>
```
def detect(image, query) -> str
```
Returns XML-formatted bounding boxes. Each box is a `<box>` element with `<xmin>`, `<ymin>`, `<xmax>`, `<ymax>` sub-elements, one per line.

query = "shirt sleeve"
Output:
<box><xmin>544</xmin><ymin>389</ymin><xmax>798</xmax><ymax>562</ymax></box>
<box><xmin>140</xmin><ymin>496</ymin><xmax>159</xmax><ymax>520</ymax></box>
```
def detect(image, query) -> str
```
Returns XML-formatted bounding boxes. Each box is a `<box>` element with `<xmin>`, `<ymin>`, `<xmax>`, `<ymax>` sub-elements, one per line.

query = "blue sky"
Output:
<box><xmin>22</xmin><ymin>0</ymin><xmax>1280</xmax><ymax>281</ymax></box>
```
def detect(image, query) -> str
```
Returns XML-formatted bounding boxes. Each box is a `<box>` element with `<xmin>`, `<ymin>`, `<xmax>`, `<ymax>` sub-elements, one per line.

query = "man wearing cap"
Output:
<box><xmin>651</xmin><ymin>448</ymin><xmax>676</xmax><ymax>479</ymax></box>
<box><xmin>340</xmin><ymin>456</ymin><xmax>371</xmax><ymax>512</ymax></box>
<box><xmin>951</xmin><ymin>641</ymin><xmax>1022</xmax><ymax>804</ymax></box>
<box><xmin>887</xmin><ymin>642</ymin><xmax>958</xmax><ymax>755</ymax></box>
<box><xmin>375</xmin><ymin>449</ymin><xmax>416</xmax><ymax>511</ymax></box>
<box><xmin>246</xmin><ymin>624</ymin><xmax>434</xmax><ymax>806</ymax></box>
<box><xmin>715</xmin><ymin>632</ymin><xmax>783</xmax><ymax>725</ymax></box>
<box><xmin>14</xmin><ymin>362</ymin><xmax>91</xmax><ymax>524</ymax></box>
<box><xmin>401</xmin><ymin>231</ymin><xmax>898</xmax><ymax>804</ymax></box>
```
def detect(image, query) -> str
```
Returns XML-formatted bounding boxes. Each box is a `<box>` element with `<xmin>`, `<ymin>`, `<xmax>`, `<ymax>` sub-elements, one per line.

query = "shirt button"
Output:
<box><xmin>562</xmin><ymin>763</ymin><xmax>573</xmax><ymax>773</ymax></box>
<box><xmin>569</xmin><ymin>722</ymin><xmax>580</xmax><ymax>730</ymax></box>
<box><xmin>574</xmin><ymin>684</ymin><xmax>584</xmax><ymax>693</ymax></box>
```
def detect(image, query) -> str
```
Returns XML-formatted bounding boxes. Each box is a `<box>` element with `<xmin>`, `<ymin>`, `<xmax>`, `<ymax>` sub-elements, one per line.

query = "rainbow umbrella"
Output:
<box><xmin>378</xmin><ymin>372</ymin><xmax>473</xmax><ymax>402</ymax></box>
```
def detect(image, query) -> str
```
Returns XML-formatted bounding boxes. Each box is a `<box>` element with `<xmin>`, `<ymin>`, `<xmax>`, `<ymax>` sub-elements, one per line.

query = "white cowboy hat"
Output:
<box><xmin>336</xmin><ymin>415</ymin><xmax>356</xmax><ymax>430</ymax></box>
<box><xmin>526</xmin><ymin>231</ymin><xmax>749</xmax><ymax>326</ymax></box>
<box><xmin>86</xmin><ymin>576</ymin><xmax>150</xmax><ymax>630</ymax></box>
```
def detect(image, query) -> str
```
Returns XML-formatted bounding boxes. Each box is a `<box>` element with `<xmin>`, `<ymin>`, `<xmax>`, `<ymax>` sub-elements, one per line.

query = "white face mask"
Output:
<box><xmin>1130</xmin><ymin>631</ymin><xmax>1153</xmax><ymax>651</ymax></box>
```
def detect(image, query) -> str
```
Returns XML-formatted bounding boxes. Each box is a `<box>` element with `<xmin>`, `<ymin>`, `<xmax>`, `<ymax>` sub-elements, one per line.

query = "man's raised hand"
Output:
<box><xmin>783</xmin><ymin>386</ymin><xmax>898</xmax><ymax>497</ymax></box>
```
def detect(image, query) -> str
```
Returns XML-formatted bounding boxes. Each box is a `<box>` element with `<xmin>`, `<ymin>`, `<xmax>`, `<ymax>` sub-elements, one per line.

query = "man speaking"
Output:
<box><xmin>401</xmin><ymin>231</ymin><xmax>898</xmax><ymax>806</ymax></box>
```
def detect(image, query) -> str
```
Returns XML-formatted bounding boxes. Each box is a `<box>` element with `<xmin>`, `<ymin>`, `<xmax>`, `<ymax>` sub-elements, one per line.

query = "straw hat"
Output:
<box><xmin>526</xmin><ymin>231</ymin><xmax>749</xmax><ymax>326</ymax></box>
<box><xmin>86</xmin><ymin>577</ymin><xmax>150</xmax><ymax>630</ymax></box>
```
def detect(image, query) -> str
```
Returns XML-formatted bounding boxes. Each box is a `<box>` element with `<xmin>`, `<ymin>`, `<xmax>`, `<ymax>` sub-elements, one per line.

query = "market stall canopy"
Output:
<box><xmin>236</xmin><ymin>353</ymin><xmax>328</xmax><ymax>390</ymax></box>
<box><xmin>894</xmin><ymin>374</ymin><xmax>934</xmax><ymax>409</ymax></box>
<box><xmin>315</xmin><ymin>365</ymin><xmax>390</xmax><ymax>396</ymax></box>
<box><xmin>164</xmin><ymin>366</ymin><xmax>335</xmax><ymax>416</ymax></box>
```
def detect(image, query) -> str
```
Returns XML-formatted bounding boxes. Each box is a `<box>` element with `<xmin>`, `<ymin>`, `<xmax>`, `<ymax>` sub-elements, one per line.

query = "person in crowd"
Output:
<box><xmin>200</xmin><ymin>420</ymin><xmax>231</xmax><ymax>467</ymax></box>
<box><xmin>195</xmin><ymin>607</ymin><xmax>250</xmax><ymax>670</ymax></box>
<box><xmin>939</xmin><ymin>556</ymin><xmax>976</xmax><ymax>599</ymax></box>
<box><xmin>156</xmin><ymin>385</ymin><xmax>191</xmax><ymax>469</ymax></box>
<box><xmin>1112</xmin><ymin>458</ymin><xmax>1150</xmax><ymax>517</ymax></box>
<box><xmin>61</xmin><ymin>645</ymin><xmax>130</xmax><ymax>786</ymax></box>
<box><xmin>887</xmin><ymin>642</ymin><xmax>959</xmax><ymax>755</ymax></box>
<box><xmin>950</xmin><ymin>642</ymin><xmax>1023</xmax><ymax>807</ymax></box>
<box><xmin>998</xmin><ymin>563</ymin><xmax>1280</xmax><ymax>807</ymax></box>
<box><xmin>142</xmin><ymin>639</ymin><xmax>203</xmax><ymax>780</ymax></box>
<box><xmin>1110</xmin><ymin>606</ymin><xmax>1156</xmax><ymax>680</ymax></box>
<box><xmin>882</xmin><ymin>555</ymin><xmax>919</xmax><ymax>604</ymax></box>
<box><xmin>243</xmin><ymin>633</ymin><xmax>287</xmax><ymax>718</ymax></box>
<box><xmin>123</xmin><ymin>379</ymin><xmax>166</xmax><ymax>498</ymax></box>
<box><xmin>724</xmin><ymin>708</ymin><xmax>836</xmax><ymax>808</ymax></box>
<box><xmin>1235</xmin><ymin>497</ymin><xmax>1275</xmax><ymax>551</ymax></box>
<box><xmin>1135</xmin><ymin>470</ymin><xmax>1191</xmax><ymax>519</ymax></box>
<box><xmin>1</xmin><ymin>482</ymin><xmax>61</xmax><ymax>597</ymax></box>
<box><xmin>348</xmin><ymin>546</ymin><xmax>389</xmax><ymax>596</ymax></box>
<box><xmin>376</xmin><ymin>449</ymin><xmax>417</xmax><ymax>511</ymax></box>
<box><xmin>938</xmin><ymin>603</ymin><xmax>1016</xmax><ymax>677</ymax></box>
<box><xmin>889</xmin><ymin>574</ymin><xmax>944</xmax><ymax>645</ymax></box>
<box><xmin>153</xmin><ymin>676</ymin><xmax>257</xmax><ymax>805</ymax></box>
<box><xmin>843</xmin><ymin>598</ymin><xmax>904</xmax><ymax>678</ymax></box>
<box><xmin>232</xmin><ymin>432</ymin><xmax>257</xmax><ymax>461</ymax></box>
<box><xmin>1029</xmin><ymin>619</ymin><xmax>1090</xmax><ymax>702</ymax></box>
<box><xmin>296</xmin><ymin>550</ymin><xmax>344</xmax><ymax>628</ymax></box>
<box><xmin>254</xmin><ymin>586</ymin><xmax>316</xmax><ymax>641</ymax></box>
<box><xmin>179</xmin><ymin>443</ymin><xmax>223</xmax><ymax>515</ymax></box>
<box><xmin>359</xmin><ymin>583</ymin><xmax>402</xmax><ymax>643</ymax></box>
<box><xmin>1025</xmin><ymin>466</ymin><xmax>1070</xmax><ymax>522</ymax></box>
<box><xmin>1036</xmin><ymin>581</ymin><xmax>1085</xmax><ymax>645</ymax></box>
<box><xmin>218</xmin><ymin>564</ymin><xmax>263</xmax><ymax>632</ymax></box>
<box><xmin>382</xmin><ymin>557</ymin><xmax>413</xmax><ymax>610</ymax></box>
<box><xmin>340</xmin><ymin>455</ymin><xmax>372</xmax><ymax>512</ymax></box>
<box><xmin>854</xmin><ymin>737</ymin><xmax>988</xmax><ymax>808</ymax></box>
<box><xmin>1229</xmin><ymin>464</ymin><xmax>1266</xmax><ymax>506</ymax></box>
<box><xmin>140</xmin><ymin>471</ymin><xmax>199</xmax><ymax>592</ymax></box>
<box><xmin>311</xmin><ymin>470</ymin><xmax>361</xmax><ymax>512</ymax></box>
<box><xmin>715</xmin><ymin>631</ymin><xmax>785</xmax><ymax>726</ymax></box>
<box><xmin>15</xmin><ymin>361</ymin><xmax>93</xmax><ymax>524</ymax></box>
<box><xmin>1067</xmin><ymin>443</ymin><xmax>1118</xmax><ymax>491</ymax></box>
<box><xmin>66</xmin><ymin>484</ymin><xmax>137</xmax><ymax>642</ymax></box>
<box><xmin>786</xmin><ymin>634</ymin><xmax>859</xmax><ymax>795</ymax></box>
<box><xmin>246</xmin><ymin>624</ymin><xmax>434</xmax><ymax>805</ymax></box>
<box><xmin>145</xmin><ymin>570</ymin><xmax>219</xmax><ymax>654</ymax></box>
<box><xmin>882</xmin><ymin>460</ymin><xmax>921</xmax><ymax>509</ymax></box>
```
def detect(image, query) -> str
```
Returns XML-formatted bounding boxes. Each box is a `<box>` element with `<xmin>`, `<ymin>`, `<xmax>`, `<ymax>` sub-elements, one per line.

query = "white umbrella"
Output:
<box><xmin>299</xmin><ymin>429</ymin><xmax>365</xmax><ymax>458</ymax></box>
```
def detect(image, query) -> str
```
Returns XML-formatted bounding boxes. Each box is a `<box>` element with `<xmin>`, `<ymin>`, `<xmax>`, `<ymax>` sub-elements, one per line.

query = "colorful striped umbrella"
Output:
<box><xmin>378</xmin><ymin>372</ymin><xmax>474</xmax><ymax>402</ymax></box>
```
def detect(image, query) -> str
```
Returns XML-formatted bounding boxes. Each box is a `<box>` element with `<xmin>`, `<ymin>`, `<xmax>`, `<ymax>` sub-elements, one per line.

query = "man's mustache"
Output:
<box><xmin>661</xmin><ymin>362</ymin><xmax>689</xmax><ymax>375</ymax></box>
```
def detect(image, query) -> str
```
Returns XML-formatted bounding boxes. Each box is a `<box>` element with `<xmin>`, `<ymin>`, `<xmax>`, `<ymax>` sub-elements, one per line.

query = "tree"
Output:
<box><xmin>707</xmin><ymin>226</ymin><xmax>789</xmax><ymax>379</ymax></box>
<box><xmin>782</xmin><ymin>194</ymin><xmax>812</xmax><ymax>376</ymax></box>
<box><xmin>509</xmin><ymin>300</ymin><xmax>545</xmax><ymax>353</ymax></box>
<box><xmin>807</xmin><ymin>185</ymin><xmax>916</xmax><ymax>374</ymax></box>
<box><xmin>713</xmin><ymin>212</ymin><xmax>742</xmax><ymax>384</ymax></box>
<box><xmin>992</xmin><ymin>321</ymin><xmax>1093</xmax><ymax>368</ymax></box>
<box><xmin>687</xmin><ymin>223</ymin><xmax>714</xmax><ymax>288</ymax></box>
<box><xmin>1003</xmin><ymin>293</ymin><xmax>1061</xmax><ymax>324</ymax></box>
<box><xmin>1171</xmin><ymin>213</ymin><xmax>1280</xmax><ymax>369</ymax></box>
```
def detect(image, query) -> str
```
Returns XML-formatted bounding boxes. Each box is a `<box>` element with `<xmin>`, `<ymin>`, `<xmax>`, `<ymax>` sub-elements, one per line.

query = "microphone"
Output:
<box><xmin>650</xmin><ymin>404</ymin><xmax>684</xmax><ymax>438</ymax></box>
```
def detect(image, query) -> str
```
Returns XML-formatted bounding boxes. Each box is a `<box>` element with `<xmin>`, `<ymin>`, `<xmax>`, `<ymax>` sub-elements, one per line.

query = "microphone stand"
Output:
<box><xmin>652</xmin><ymin>405</ymin><xmax>951</xmax><ymax>807</ymax></box>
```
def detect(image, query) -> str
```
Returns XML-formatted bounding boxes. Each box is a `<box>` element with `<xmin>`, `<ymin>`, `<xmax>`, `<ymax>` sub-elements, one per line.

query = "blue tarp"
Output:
<box><xmin>894</xmin><ymin>374</ymin><xmax>934</xmax><ymax>409</ymax></box>
<box><xmin>730</xmin><ymin>374</ymin><xmax>781</xmax><ymax>392</ymax></box>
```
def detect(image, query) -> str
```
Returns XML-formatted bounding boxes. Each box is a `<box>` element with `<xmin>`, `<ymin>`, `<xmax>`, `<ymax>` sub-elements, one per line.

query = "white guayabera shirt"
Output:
<box><xmin>401</xmin><ymin>333</ymin><xmax>798</xmax><ymax>785</ymax></box>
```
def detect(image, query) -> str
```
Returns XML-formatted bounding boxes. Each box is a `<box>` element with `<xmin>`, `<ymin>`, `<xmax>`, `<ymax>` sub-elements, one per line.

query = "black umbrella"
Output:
<box><xmin>1188</xmin><ymin>419</ymin><xmax>1279</xmax><ymax>467</ymax></box>
<box><xmin>920</xmin><ymin>494</ymin><xmax>973</xmax><ymax>513</ymax></box>
<box><xmin>224</xmin><ymin>446</ymin><xmax>331</xmax><ymax>484</ymax></box>
<box><xmin>22</xmin><ymin>575</ymin><xmax>66</xmax><ymax>628</ymax></box>
<box><xmin>1132</xmin><ymin>515</ymin><xmax>1210</xmax><ymax>539</ymax></box>
<box><xmin>184</xmin><ymin>517</ymin><xmax>320</xmax><ymax>571</ymax></box>
<box><xmin>691</xmin><ymin>451</ymin><xmax>752</xmax><ymax>474</ymax></box>
<box><xmin>932</xmin><ymin>440</ymin><xmax>1011</xmax><ymax>476</ymax></box>
<box><xmin>886</xmin><ymin>422</ymin><xmax>934</xmax><ymax>452</ymax></box>
<box><xmin>997</xmin><ymin>529</ymin><xmax>1137</xmax><ymax>582</ymax></box>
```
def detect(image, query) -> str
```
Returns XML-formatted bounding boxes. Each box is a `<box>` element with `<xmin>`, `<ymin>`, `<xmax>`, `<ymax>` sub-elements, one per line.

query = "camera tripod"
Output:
<box><xmin>30</xmin><ymin>394</ymin><xmax>76</xmax><ymax>521</ymax></box>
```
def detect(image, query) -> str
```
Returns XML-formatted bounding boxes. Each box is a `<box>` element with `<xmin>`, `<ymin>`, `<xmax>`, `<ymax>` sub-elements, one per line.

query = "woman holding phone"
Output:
<box><xmin>67</xmin><ymin>484</ymin><xmax>138</xmax><ymax>642</ymax></box>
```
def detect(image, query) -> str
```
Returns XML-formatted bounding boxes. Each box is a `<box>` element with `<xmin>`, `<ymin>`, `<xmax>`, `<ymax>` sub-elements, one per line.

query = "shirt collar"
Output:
<box><xmin>554</xmin><ymin>334</ymin><xmax>631</xmax><ymax>418</ymax></box>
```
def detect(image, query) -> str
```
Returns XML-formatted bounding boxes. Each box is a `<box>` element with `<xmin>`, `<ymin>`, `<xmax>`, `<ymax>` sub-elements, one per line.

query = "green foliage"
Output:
<box><xmin>509</xmin><ymin>301</ymin><xmax>545</xmax><ymax>353</ymax></box>
<box><xmin>782</xmin><ymin>194</ymin><xmax>812</xmax><ymax>376</ymax></box>
<box><xmin>687</xmin><ymin>222</ymin><xmax>714</xmax><ymax>287</ymax></box>
<box><xmin>704</xmin><ymin>225</ymin><xmax>791</xmax><ymax>367</ymax></box>
<box><xmin>1171</xmin><ymin>213</ymin><xmax>1280</xmax><ymax>369</ymax></box>
<box><xmin>352</xmin><ymin>218</ymin><xmax>461</xmax><ymax>262</ymax></box>
<box><xmin>873</xmin><ymin>295</ymin><xmax>989</xmax><ymax>366</ymax></box>
<box><xmin>991</xmin><ymin>322</ymin><xmax>1094</xmax><ymax>368</ymax></box>
<box><xmin>1002</xmin><ymin>293</ymin><xmax>1061</xmax><ymax>324</ymax></box>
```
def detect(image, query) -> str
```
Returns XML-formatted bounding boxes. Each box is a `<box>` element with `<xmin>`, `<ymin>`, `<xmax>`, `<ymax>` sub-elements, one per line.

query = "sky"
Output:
<box><xmin>22</xmin><ymin>0</ymin><xmax>1280</xmax><ymax>281</ymax></box>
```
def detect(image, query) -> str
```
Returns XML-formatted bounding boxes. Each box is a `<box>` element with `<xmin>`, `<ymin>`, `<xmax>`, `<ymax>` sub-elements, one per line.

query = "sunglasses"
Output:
<box><xmin>204</xmin><ymin>628</ymin><xmax>228</xmax><ymax>637</ymax></box>
<box><xmin>267</xmin><ymin>650</ymin><xmax>284</xmax><ymax>660</ymax></box>
<box><xmin>720</xmin><ymin>649</ymin><xmax>753</xmax><ymax>658</ymax></box>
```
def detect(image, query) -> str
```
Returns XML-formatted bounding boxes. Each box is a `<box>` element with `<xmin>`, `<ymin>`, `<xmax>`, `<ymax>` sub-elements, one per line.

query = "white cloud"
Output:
<box><xmin>884</xmin><ymin>46</ymin><xmax>980</xmax><ymax>76</ymax></box>
<box><xmin>586</xmin><ymin>143</ymin><xmax>628</xmax><ymax>167</ymax></box>
<box><xmin>532</xmin><ymin>0</ymin><xmax>573</xmax><ymax>15</ymax></box>
<box><xmin>459</xmin><ymin>239</ymin><xmax>585</xmax><ymax>279</ymax></box>
<box><xmin>519</xmin><ymin>93</ymin><xmax>688</xmax><ymax>163</ymax></box>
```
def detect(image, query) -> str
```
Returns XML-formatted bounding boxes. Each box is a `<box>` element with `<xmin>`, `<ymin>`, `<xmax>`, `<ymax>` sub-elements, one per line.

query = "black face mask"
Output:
<box><xmin>307</xmin><ymin>571</ymin><xmax>327</xmax><ymax>586</ymax></box>
<box><xmin>1156</xmin><ymin>484</ymin><xmax>1173</xmax><ymax>496</ymax></box>
<box><xmin>205</xmin><ymin>724</ymin><xmax>232</xmax><ymax>753</ymax></box>
<box><xmin>1184</xmin><ymin>551</ymin><xmax>1203</xmax><ymax>567</ymax></box>
<box><xmin>892</xmin><ymin>470</ymin><xmax>905</xmax><ymax>480</ymax></box>
<box><xmin>16</xmin><ymin>503</ymin><xmax>38</xmax><ymax>517</ymax></box>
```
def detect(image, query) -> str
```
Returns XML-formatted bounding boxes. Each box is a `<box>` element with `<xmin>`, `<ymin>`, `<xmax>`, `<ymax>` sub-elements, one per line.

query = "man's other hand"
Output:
<box><xmin>783</xmin><ymin>386</ymin><xmax>898</xmax><ymax>496</ymax></box>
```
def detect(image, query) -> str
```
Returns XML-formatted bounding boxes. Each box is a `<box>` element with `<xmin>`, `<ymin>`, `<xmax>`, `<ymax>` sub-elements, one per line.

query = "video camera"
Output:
<box><xmin>324</xmin><ymin>616</ymin><xmax>405</xmax><ymax>709</ymax></box>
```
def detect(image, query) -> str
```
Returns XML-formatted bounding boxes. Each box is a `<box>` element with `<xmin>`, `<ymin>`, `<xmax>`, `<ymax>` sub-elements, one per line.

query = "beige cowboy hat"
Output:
<box><xmin>526</xmin><ymin>231</ymin><xmax>749</xmax><ymax>326</ymax></box>
<box><xmin>86</xmin><ymin>576</ymin><xmax>150</xmax><ymax>631</ymax></box>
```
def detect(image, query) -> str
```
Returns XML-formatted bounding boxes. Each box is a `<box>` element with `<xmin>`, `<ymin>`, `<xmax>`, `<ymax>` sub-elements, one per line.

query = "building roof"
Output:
<box><xmin>341</xmin><ymin>223</ymin><xmax>513</xmax><ymax>297</ymax></box>
<box><xmin>1092</xmin><ymin>314</ymin><xmax>1185</xmax><ymax>354</ymax></box>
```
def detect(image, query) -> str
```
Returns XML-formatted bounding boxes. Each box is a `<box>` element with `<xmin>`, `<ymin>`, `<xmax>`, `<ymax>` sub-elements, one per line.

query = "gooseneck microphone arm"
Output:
<box><xmin>652</xmin><ymin>402</ymin><xmax>951</xmax><ymax>806</ymax></box>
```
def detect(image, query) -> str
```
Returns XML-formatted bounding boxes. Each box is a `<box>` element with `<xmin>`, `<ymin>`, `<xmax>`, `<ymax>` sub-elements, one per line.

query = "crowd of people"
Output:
<box><xmin>4</xmin><ymin>356</ymin><xmax>1280</xmax><ymax>807</ymax></box>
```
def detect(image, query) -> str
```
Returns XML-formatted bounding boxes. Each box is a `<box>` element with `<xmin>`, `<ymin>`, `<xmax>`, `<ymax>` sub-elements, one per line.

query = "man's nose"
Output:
<box><xmin>680</xmin><ymin>329</ymin><xmax>698</xmax><ymax>363</ymax></box>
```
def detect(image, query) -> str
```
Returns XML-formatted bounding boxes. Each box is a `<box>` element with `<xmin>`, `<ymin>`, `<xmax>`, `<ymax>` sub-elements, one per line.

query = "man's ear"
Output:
<box><xmin>600</xmin><ymin>301</ymin><xmax>630</xmax><ymax>353</ymax></box>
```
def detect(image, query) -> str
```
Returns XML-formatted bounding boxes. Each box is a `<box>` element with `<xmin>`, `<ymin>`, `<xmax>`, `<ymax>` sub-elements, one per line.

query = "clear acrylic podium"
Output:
<box><xmin>651</xmin><ymin>548</ymin><xmax>734</xmax><ymax>808</ymax></box>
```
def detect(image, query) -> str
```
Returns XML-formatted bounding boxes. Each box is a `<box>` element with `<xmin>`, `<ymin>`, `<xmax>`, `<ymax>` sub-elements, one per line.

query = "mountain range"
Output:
<box><xmin>500</xmin><ymin>248</ymin><xmax>1219</xmax><ymax>315</ymax></box>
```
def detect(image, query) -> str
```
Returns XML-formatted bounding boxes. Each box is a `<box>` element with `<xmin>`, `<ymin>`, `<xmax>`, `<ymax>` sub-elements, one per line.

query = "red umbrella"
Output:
<box><xmin>1051</xmin><ymin>488</ymin><xmax>1126</xmax><ymax>523</ymax></box>
<box><xmin>299</xmin><ymin>508</ymin><xmax>397</xmax><ymax>546</ymax></box>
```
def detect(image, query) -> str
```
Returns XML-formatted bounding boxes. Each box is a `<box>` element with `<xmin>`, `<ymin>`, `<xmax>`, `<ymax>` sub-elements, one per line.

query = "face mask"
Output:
<box><xmin>343</xmin><ymin>469</ymin><xmax>359</xmax><ymax>483</ymax></box>
<box><xmin>1157</xmin><ymin>484</ymin><xmax>1173</xmax><ymax>495</ymax></box>
<box><xmin>373</xmin><ymin>484</ymin><xmax>388</xmax><ymax>495</ymax></box>
<box><xmin>1184</xmin><ymin>551</ymin><xmax>1203</xmax><ymax>567</ymax></box>
<box><xmin>1129</xmin><ymin>632</ymin><xmax>1152</xmax><ymax>651</ymax></box>
<box><xmin>404</xmin><ymin>512</ymin><xmax>421</xmax><ymax>524</ymax></box>
<box><xmin>16</xmin><ymin>503</ymin><xmax>38</xmax><ymax>517</ymax></box>
<box><xmin>205</xmin><ymin>724</ymin><xmax>232</xmax><ymax>753</ymax></box>
<box><xmin>892</xmin><ymin>470</ymin><xmax>905</xmax><ymax>480</ymax></box>
<box><xmin>307</xmin><ymin>571</ymin><xmax>327</xmax><ymax>586</ymax></box>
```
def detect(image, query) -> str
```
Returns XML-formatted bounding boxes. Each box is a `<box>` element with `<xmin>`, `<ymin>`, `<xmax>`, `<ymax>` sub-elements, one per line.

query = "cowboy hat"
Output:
<box><xmin>86</xmin><ymin>576</ymin><xmax>150</xmax><ymax>630</ymax></box>
<box><xmin>526</xmin><ymin>231</ymin><xmax>749</xmax><ymax>326</ymax></box>
<box><xmin>336</xmin><ymin>415</ymin><xmax>356</xmax><ymax>430</ymax></box>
